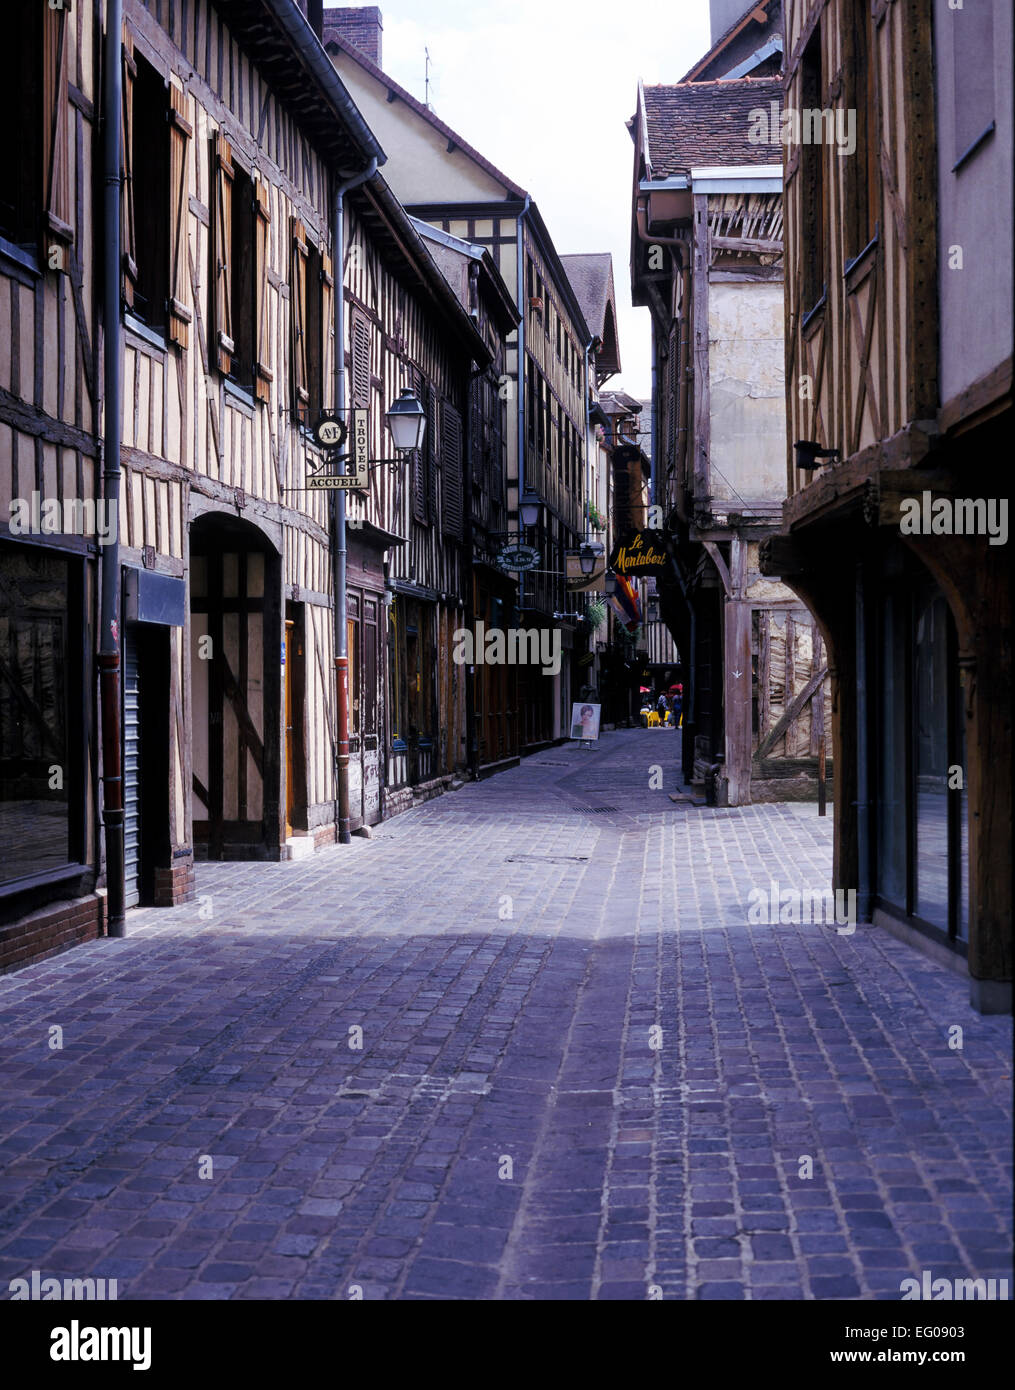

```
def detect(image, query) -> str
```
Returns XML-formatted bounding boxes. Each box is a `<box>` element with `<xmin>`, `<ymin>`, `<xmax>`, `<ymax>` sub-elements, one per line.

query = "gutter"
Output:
<box><xmin>265</xmin><ymin>0</ymin><xmax>385</xmax><ymax>167</ymax></box>
<box><xmin>516</xmin><ymin>194</ymin><xmax>531</xmax><ymax>611</ymax></box>
<box><xmin>99</xmin><ymin>0</ymin><xmax>125</xmax><ymax>937</ymax></box>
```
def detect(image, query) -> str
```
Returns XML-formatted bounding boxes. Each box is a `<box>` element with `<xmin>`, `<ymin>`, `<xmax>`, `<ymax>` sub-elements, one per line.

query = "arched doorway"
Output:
<box><xmin>189</xmin><ymin>513</ymin><xmax>282</xmax><ymax>861</ymax></box>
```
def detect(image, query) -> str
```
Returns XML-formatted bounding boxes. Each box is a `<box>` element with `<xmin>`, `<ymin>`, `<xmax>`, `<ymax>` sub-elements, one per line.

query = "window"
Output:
<box><xmin>0</xmin><ymin>1</ymin><xmax>71</xmax><ymax>267</ymax></box>
<box><xmin>294</xmin><ymin>235</ymin><xmax>335</xmax><ymax>426</ymax></box>
<box><xmin>844</xmin><ymin>0</ymin><xmax>878</xmax><ymax>261</ymax></box>
<box><xmin>213</xmin><ymin>135</ymin><xmax>270</xmax><ymax>397</ymax></box>
<box><xmin>125</xmin><ymin>53</ymin><xmax>170</xmax><ymax>330</ymax></box>
<box><xmin>800</xmin><ymin>29</ymin><xmax>826</xmax><ymax>311</ymax></box>
<box><xmin>0</xmin><ymin>543</ymin><xmax>84</xmax><ymax>888</ymax></box>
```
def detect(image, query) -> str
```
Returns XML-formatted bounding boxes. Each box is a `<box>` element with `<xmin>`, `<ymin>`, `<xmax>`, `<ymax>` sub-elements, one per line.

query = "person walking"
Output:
<box><xmin>656</xmin><ymin>691</ymin><xmax>671</xmax><ymax>727</ymax></box>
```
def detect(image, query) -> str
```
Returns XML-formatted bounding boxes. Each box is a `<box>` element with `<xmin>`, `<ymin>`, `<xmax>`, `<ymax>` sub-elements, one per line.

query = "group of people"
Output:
<box><xmin>641</xmin><ymin>684</ymin><xmax>683</xmax><ymax>728</ymax></box>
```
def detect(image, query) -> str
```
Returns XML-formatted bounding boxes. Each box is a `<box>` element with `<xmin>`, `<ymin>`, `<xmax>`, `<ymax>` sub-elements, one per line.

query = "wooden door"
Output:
<box><xmin>284</xmin><ymin>620</ymin><xmax>295</xmax><ymax>838</ymax></box>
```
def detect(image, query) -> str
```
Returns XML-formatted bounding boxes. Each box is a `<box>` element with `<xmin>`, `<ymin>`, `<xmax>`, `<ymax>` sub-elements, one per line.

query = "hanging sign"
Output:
<box><xmin>565</xmin><ymin>551</ymin><xmax>606</xmax><ymax>594</ymax></box>
<box><xmin>314</xmin><ymin>416</ymin><xmax>347</xmax><ymax>450</ymax></box>
<box><xmin>351</xmin><ymin>408</ymin><xmax>370</xmax><ymax>486</ymax></box>
<box><xmin>497</xmin><ymin>543</ymin><xmax>540</xmax><ymax>573</ymax></box>
<box><xmin>609</xmin><ymin>530</ymin><xmax>670</xmax><ymax>578</ymax></box>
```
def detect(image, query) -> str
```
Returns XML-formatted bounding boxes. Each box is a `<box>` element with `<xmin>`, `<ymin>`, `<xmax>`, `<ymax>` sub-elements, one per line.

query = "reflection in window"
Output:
<box><xmin>0</xmin><ymin>547</ymin><xmax>71</xmax><ymax>884</ymax></box>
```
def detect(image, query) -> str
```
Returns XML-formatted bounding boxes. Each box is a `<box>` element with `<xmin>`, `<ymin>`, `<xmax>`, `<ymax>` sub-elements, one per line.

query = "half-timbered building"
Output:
<box><xmin>630</xmin><ymin>28</ymin><xmax>827</xmax><ymax>806</ymax></box>
<box><xmin>761</xmin><ymin>0</ymin><xmax>1012</xmax><ymax>1012</ymax></box>
<box><xmin>1</xmin><ymin>0</ymin><xmax>496</xmax><ymax>970</ymax></box>
<box><xmin>322</xmin><ymin>11</ymin><xmax>596</xmax><ymax>751</ymax></box>
<box><xmin>1</xmin><ymin>0</ymin><xmax>102</xmax><ymax>969</ymax></box>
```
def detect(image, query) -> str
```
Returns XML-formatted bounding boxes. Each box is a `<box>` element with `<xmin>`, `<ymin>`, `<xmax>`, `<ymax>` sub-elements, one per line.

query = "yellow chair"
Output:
<box><xmin>647</xmin><ymin>711</ymin><xmax>661</xmax><ymax>727</ymax></box>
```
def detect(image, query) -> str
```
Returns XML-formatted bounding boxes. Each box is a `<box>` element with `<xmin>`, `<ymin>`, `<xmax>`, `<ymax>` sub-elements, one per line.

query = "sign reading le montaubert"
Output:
<box><xmin>610</xmin><ymin>530</ymin><xmax>670</xmax><ymax>577</ymax></box>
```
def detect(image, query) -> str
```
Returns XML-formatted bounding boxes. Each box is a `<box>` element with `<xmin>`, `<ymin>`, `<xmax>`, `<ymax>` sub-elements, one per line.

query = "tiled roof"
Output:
<box><xmin>560</xmin><ymin>253</ymin><xmax>613</xmax><ymax>338</ymax></box>
<box><xmin>560</xmin><ymin>253</ymin><xmax>621</xmax><ymax>375</ymax></box>
<box><xmin>642</xmin><ymin>77</ymin><xmax>783</xmax><ymax>178</ymax></box>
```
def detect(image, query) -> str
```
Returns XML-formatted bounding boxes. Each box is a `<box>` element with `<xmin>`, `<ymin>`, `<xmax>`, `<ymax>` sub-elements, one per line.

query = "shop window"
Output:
<box><xmin>0</xmin><ymin>543</ymin><xmax>83</xmax><ymax>889</ymax></box>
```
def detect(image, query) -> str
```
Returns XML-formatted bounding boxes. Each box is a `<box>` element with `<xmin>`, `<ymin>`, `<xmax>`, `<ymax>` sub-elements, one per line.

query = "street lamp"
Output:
<box><xmin>579</xmin><ymin>540</ymin><xmax>605</xmax><ymax>576</ymax></box>
<box><xmin>520</xmin><ymin>490</ymin><xmax>543</xmax><ymax>530</ymax></box>
<box><xmin>386</xmin><ymin>389</ymin><xmax>427</xmax><ymax>453</ymax></box>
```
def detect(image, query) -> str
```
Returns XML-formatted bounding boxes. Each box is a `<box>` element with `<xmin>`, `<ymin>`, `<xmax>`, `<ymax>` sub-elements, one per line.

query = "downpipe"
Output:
<box><xmin>100</xmin><ymin>0</ymin><xmax>125</xmax><ymax>937</ymax></box>
<box><xmin>333</xmin><ymin>158</ymin><xmax>378</xmax><ymax>845</ymax></box>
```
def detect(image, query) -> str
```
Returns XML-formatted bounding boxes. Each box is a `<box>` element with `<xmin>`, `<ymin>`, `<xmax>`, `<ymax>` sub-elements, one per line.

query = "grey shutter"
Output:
<box><xmin>123</xmin><ymin>627</ymin><xmax>141</xmax><ymax>909</ymax></box>
<box><xmin>441</xmin><ymin>401</ymin><xmax>463</xmax><ymax>540</ymax></box>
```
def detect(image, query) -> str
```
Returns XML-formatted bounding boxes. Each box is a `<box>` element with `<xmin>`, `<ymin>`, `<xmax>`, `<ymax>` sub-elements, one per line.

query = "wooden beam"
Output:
<box><xmin>756</xmin><ymin>664</ymin><xmax>828</xmax><ymax>760</ymax></box>
<box><xmin>710</xmin><ymin>234</ymin><xmax>783</xmax><ymax>255</ymax></box>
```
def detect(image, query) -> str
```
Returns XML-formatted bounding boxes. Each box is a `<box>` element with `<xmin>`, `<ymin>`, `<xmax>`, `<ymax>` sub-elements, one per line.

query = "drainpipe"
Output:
<box><xmin>99</xmin><ymin>0</ymin><xmax>125</xmax><ymax>937</ymax></box>
<box><xmin>515</xmin><ymin>195</ymin><xmax>530</xmax><ymax>617</ymax></box>
<box><xmin>464</xmin><ymin>361</ymin><xmax>480</xmax><ymax>782</ymax></box>
<box><xmin>650</xmin><ymin>319</ymin><xmax>659</xmax><ymax>510</ymax></box>
<box><xmin>855</xmin><ymin>562</ymin><xmax>871</xmax><ymax>920</ymax></box>
<box><xmin>333</xmin><ymin>158</ymin><xmax>378</xmax><ymax>845</ymax></box>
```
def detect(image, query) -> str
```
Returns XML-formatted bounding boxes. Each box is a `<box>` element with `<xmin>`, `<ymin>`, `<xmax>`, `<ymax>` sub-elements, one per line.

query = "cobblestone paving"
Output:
<box><xmin>0</xmin><ymin>730</ymin><xmax>1011</xmax><ymax>1300</ymax></box>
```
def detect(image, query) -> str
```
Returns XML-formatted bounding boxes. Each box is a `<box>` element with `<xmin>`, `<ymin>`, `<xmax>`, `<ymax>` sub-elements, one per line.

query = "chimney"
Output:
<box><xmin>323</xmin><ymin>5</ymin><xmax>384</xmax><ymax>69</ymax></box>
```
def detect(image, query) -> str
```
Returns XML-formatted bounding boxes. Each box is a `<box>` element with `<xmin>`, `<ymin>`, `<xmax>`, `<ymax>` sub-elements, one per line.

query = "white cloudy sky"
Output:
<box><xmin>351</xmin><ymin>0</ymin><xmax>712</xmax><ymax>398</ymax></box>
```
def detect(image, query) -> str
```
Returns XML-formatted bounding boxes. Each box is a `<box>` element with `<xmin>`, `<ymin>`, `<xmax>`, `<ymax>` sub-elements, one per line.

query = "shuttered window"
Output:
<box><xmin>411</xmin><ymin>367</ymin><xmax>429</xmax><ymax>525</ymax></box>
<box><xmin>426</xmin><ymin>383</ymin><xmax>440</xmax><ymax>533</ymax></box>
<box><xmin>350</xmin><ymin>308</ymin><xmax>371</xmax><ymax>410</ymax></box>
<box><xmin>125</xmin><ymin>51</ymin><xmax>170</xmax><ymax>331</ymax></box>
<box><xmin>291</xmin><ymin>217</ymin><xmax>308</xmax><ymax>420</ymax></box>
<box><xmin>167</xmin><ymin>85</ymin><xmax>193</xmax><ymax>348</ymax></box>
<box><xmin>211</xmin><ymin>132</ymin><xmax>235</xmax><ymax>375</ymax></box>
<box><xmin>321</xmin><ymin>251</ymin><xmax>334</xmax><ymax>412</ymax></box>
<box><xmin>253</xmin><ymin>180</ymin><xmax>272</xmax><ymax>402</ymax></box>
<box><xmin>120</xmin><ymin>29</ymin><xmax>137</xmax><ymax>308</ymax></box>
<box><xmin>441</xmin><ymin>401</ymin><xmax>464</xmax><ymax>541</ymax></box>
<box><xmin>42</xmin><ymin>0</ymin><xmax>73</xmax><ymax>270</ymax></box>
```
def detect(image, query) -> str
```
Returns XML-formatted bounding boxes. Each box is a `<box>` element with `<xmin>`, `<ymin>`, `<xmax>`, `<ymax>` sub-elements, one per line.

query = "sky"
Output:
<box><xmin>349</xmin><ymin>0</ymin><xmax>712</xmax><ymax>399</ymax></box>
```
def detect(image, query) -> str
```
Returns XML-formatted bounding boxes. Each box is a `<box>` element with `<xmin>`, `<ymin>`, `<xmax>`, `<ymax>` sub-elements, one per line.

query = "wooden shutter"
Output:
<box><xmin>426</xmin><ymin>383</ymin><xmax>440</xmax><ymax>530</ymax></box>
<box><xmin>411</xmin><ymin>368</ymin><xmax>428</xmax><ymax>525</ymax></box>
<box><xmin>42</xmin><ymin>0</ymin><xmax>73</xmax><ymax>271</ymax></box>
<box><xmin>441</xmin><ymin>401</ymin><xmax>464</xmax><ymax>541</ymax></box>
<box><xmin>121</xmin><ymin>27</ymin><xmax>138</xmax><ymax>308</ymax></box>
<box><xmin>350</xmin><ymin>308</ymin><xmax>371</xmax><ymax>410</ymax></box>
<box><xmin>167</xmin><ymin>85</ymin><xmax>193</xmax><ymax>348</ymax></box>
<box><xmin>321</xmin><ymin>250</ymin><xmax>334</xmax><ymax>411</ymax></box>
<box><xmin>291</xmin><ymin>217</ymin><xmax>308</xmax><ymax>419</ymax></box>
<box><xmin>211</xmin><ymin>131</ymin><xmax>234</xmax><ymax>376</ymax></box>
<box><xmin>253</xmin><ymin>180</ymin><xmax>272</xmax><ymax>402</ymax></box>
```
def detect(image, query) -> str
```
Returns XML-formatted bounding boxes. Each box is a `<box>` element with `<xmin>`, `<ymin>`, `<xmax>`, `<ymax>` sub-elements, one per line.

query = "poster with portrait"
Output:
<box><xmin>569</xmin><ymin>702</ymin><xmax>602</xmax><ymax>742</ymax></box>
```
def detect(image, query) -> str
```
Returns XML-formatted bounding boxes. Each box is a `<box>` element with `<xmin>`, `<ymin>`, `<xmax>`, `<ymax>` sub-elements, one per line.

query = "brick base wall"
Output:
<box><xmin>0</xmin><ymin>894</ymin><xmax>106</xmax><ymax>975</ymax></box>
<box><xmin>154</xmin><ymin>856</ymin><xmax>196</xmax><ymax>907</ymax></box>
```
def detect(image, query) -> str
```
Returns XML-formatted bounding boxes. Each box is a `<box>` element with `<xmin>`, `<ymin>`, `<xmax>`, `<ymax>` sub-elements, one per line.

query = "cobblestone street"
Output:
<box><xmin>1</xmin><ymin>730</ymin><xmax>1011</xmax><ymax>1301</ymax></box>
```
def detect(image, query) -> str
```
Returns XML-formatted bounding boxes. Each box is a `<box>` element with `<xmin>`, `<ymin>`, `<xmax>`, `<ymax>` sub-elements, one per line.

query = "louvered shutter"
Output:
<box><xmin>411</xmin><ymin>367</ymin><xmax>428</xmax><ymax>525</ymax></box>
<box><xmin>667</xmin><ymin>325</ymin><xmax>679</xmax><ymax>471</ymax></box>
<box><xmin>350</xmin><ymin>308</ymin><xmax>371</xmax><ymax>409</ymax></box>
<box><xmin>42</xmin><ymin>0</ymin><xmax>72</xmax><ymax>271</ymax></box>
<box><xmin>427</xmin><ymin>384</ymin><xmax>440</xmax><ymax>532</ymax></box>
<box><xmin>167</xmin><ymin>85</ymin><xmax>193</xmax><ymax>348</ymax></box>
<box><xmin>212</xmin><ymin>131</ymin><xmax>234</xmax><ymax>376</ymax></box>
<box><xmin>121</xmin><ymin>27</ymin><xmax>138</xmax><ymax>308</ymax></box>
<box><xmin>291</xmin><ymin>218</ymin><xmax>308</xmax><ymax>420</ymax></box>
<box><xmin>253</xmin><ymin>180</ymin><xmax>272</xmax><ymax>402</ymax></box>
<box><xmin>321</xmin><ymin>250</ymin><xmax>334</xmax><ymax>411</ymax></box>
<box><xmin>441</xmin><ymin>401</ymin><xmax>463</xmax><ymax>541</ymax></box>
